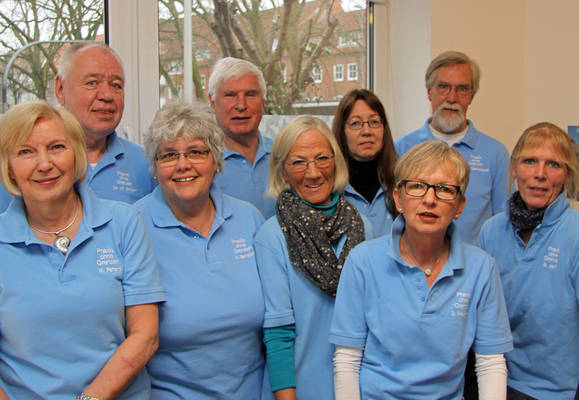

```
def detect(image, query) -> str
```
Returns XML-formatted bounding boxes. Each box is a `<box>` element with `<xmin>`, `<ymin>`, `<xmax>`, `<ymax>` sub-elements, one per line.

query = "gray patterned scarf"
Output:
<box><xmin>276</xmin><ymin>190</ymin><xmax>365</xmax><ymax>297</ymax></box>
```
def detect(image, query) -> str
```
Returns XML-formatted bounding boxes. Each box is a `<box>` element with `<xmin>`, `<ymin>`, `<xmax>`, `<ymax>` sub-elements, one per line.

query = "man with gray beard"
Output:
<box><xmin>395</xmin><ymin>50</ymin><xmax>509</xmax><ymax>245</ymax></box>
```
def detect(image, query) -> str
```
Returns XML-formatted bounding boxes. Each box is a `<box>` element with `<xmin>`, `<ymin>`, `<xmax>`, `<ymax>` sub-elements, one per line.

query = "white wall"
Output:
<box><xmin>375</xmin><ymin>0</ymin><xmax>579</xmax><ymax>151</ymax></box>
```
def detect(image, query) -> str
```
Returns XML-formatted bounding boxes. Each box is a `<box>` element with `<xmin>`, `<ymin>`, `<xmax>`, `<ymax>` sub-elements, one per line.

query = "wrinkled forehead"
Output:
<box><xmin>72</xmin><ymin>47</ymin><xmax>125</xmax><ymax>80</ymax></box>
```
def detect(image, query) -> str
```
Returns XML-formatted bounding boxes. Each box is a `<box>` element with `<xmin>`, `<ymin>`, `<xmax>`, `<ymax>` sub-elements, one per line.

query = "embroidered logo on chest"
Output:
<box><xmin>113</xmin><ymin>170</ymin><xmax>137</xmax><ymax>193</ymax></box>
<box><xmin>543</xmin><ymin>246</ymin><xmax>560</xmax><ymax>269</ymax></box>
<box><xmin>468</xmin><ymin>155</ymin><xmax>489</xmax><ymax>173</ymax></box>
<box><xmin>231</xmin><ymin>237</ymin><xmax>255</xmax><ymax>260</ymax></box>
<box><xmin>451</xmin><ymin>291</ymin><xmax>471</xmax><ymax>317</ymax></box>
<box><xmin>96</xmin><ymin>247</ymin><xmax>121</xmax><ymax>272</ymax></box>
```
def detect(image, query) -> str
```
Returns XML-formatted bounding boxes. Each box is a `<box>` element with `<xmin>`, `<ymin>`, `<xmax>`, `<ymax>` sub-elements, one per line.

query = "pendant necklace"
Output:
<box><xmin>30</xmin><ymin>202</ymin><xmax>80</xmax><ymax>254</ymax></box>
<box><xmin>401</xmin><ymin>236</ymin><xmax>447</xmax><ymax>277</ymax></box>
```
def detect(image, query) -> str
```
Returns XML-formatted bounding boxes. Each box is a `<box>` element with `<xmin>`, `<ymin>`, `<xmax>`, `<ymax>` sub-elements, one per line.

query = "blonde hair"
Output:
<box><xmin>510</xmin><ymin>122</ymin><xmax>578</xmax><ymax>198</ymax></box>
<box><xmin>0</xmin><ymin>101</ymin><xmax>88</xmax><ymax>196</ymax></box>
<box><xmin>267</xmin><ymin>115</ymin><xmax>348</xmax><ymax>198</ymax></box>
<box><xmin>395</xmin><ymin>140</ymin><xmax>470</xmax><ymax>195</ymax></box>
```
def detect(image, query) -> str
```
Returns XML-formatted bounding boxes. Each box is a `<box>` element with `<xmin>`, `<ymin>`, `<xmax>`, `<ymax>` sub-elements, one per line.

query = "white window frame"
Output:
<box><xmin>312</xmin><ymin>66</ymin><xmax>322</xmax><ymax>83</ymax></box>
<box><xmin>333</xmin><ymin>64</ymin><xmax>344</xmax><ymax>81</ymax></box>
<box><xmin>347</xmin><ymin>63</ymin><xmax>358</xmax><ymax>81</ymax></box>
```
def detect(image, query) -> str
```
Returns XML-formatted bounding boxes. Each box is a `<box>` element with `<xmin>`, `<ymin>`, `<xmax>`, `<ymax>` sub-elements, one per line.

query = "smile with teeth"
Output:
<box><xmin>173</xmin><ymin>177</ymin><xmax>197</xmax><ymax>182</ymax></box>
<box><xmin>305</xmin><ymin>183</ymin><xmax>323</xmax><ymax>189</ymax></box>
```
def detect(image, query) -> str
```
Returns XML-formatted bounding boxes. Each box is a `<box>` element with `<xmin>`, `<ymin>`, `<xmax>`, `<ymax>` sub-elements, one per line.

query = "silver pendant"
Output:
<box><xmin>54</xmin><ymin>235</ymin><xmax>71</xmax><ymax>254</ymax></box>
<box><xmin>424</xmin><ymin>268</ymin><xmax>432</xmax><ymax>277</ymax></box>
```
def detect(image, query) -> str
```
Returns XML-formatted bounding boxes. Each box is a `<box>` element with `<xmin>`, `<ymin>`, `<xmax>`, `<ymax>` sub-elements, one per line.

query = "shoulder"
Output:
<box><xmin>256</xmin><ymin>216</ymin><xmax>283</xmax><ymax>242</ymax></box>
<box><xmin>222</xmin><ymin>193</ymin><xmax>265</xmax><ymax>224</ymax></box>
<box><xmin>113</xmin><ymin>136</ymin><xmax>150</xmax><ymax>165</ymax></box>
<box><xmin>468</xmin><ymin>126</ymin><xmax>509</xmax><ymax>156</ymax></box>
<box><xmin>394</xmin><ymin>122</ymin><xmax>431</xmax><ymax>155</ymax></box>
<box><xmin>132</xmin><ymin>191</ymin><xmax>157</xmax><ymax>216</ymax></box>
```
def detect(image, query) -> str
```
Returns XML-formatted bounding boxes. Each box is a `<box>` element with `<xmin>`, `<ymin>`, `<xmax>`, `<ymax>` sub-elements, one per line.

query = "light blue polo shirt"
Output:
<box><xmin>478</xmin><ymin>194</ymin><xmax>578</xmax><ymax>400</ymax></box>
<box><xmin>87</xmin><ymin>131</ymin><xmax>156</xmax><ymax>203</ymax></box>
<box><xmin>213</xmin><ymin>133</ymin><xmax>276</xmax><ymax>219</ymax></box>
<box><xmin>0</xmin><ymin>184</ymin><xmax>11</xmax><ymax>213</ymax></box>
<box><xmin>254</xmin><ymin>213</ymin><xmax>373</xmax><ymax>400</ymax></box>
<box><xmin>0</xmin><ymin>182</ymin><xmax>166</xmax><ymax>399</ymax></box>
<box><xmin>330</xmin><ymin>217</ymin><xmax>513</xmax><ymax>399</ymax></box>
<box><xmin>395</xmin><ymin>119</ymin><xmax>510</xmax><ymax>244</ymax></box>
<box><xmin>343</xmin><ymin>184</ymin><xmax>392</xmax><ymax>237</ymax></box>
<box><xmin>135</xmin><ymin>185</ymin><xmax>272</xmax><ymax>399</ymax></box>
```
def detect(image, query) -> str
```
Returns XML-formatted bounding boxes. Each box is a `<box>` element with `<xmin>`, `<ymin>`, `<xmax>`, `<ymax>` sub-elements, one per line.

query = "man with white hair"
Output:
<box><xmin>209</xmin><ymin>57</ymin><xmax>275</xmax><ymax>218</ymax></box>
<box><xmin>55</xmin><ymin>42</ymin><xmax>155</xmax><ymax>203</ymax></box>
<box><xmin>395</xmin><ymin>50</ymin><xmax>509</xmax><ymax>245</ymax></box>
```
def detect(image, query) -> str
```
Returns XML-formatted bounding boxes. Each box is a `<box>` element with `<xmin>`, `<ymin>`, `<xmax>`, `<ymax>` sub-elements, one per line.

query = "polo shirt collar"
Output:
<box><xmin>0</xmin><ymin>182</ymin><xmax>111</xmax><ymax>245</ymax></box>
<box><xmin>149</xmin><ymin>183</ymin><xmax>233</xmax><ymax>232</ymax></box>
<box><xmin>390</xmin><ymin>215</ymin><xmax>465</xmax><ymax>276</ymax></box>
<box><xmin>223</xmin><ymin>131</ymin><xmax>271</xmax><ymax>162</ymax></box>
<box><xmin>92</xmin><ymin>131</ymin><xmax>125</xmax><ymax>173</ymax></box>
<box><xmin>424</xmin><ymin>118</ymin><xmax>480</xmax><ymax>150</ymax></box>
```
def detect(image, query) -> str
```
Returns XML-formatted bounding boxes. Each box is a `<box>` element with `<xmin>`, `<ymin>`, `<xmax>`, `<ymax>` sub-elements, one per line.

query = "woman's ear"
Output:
<box><xmin>393</xmin><ymin>186</ymin><xmax>403</xmax><ymax>213</ymax></box>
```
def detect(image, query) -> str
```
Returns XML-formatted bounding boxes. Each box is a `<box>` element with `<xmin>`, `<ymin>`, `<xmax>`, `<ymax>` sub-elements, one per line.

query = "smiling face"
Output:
<box><xmin>210</xmin><ymin>74</ymin><xmax>264</xmax><ymax>141</ymax></box>
<box><xmin>155</xmin><ymin>136</ymin><xmax>217</xmax><ymax>210</ymax></box>
<box><xmin>344</xmin><ymin>100</ymin><xmax>384</xmax><ymax>161</ymax></box>
<box><xmin>282</xmin><ymin>129</ymin><xmax>335</xmax><ymax>206</ymax></box>
<box><xmin>9</xmin><ymin>118</ymin><xmax>76</xmax><ymax>207</ymax></box>
<box><xmin>428</xmin><ymin>63</ymin><xmax>473</xmax><ymax>134</ymax></box>
<box><xmin>55</xmin><ymin>46</ymin><xmax>124</xmax><ymax>141</ymax></box>
<box><xmin>513</xmin><ymin>143</ymin><xmax>570</xmax><ymax>210</ymax></box>
<box><xmin>394</xmin><ymin>162</ymin><xmax>466</xmax><ymax>239</ymax></box>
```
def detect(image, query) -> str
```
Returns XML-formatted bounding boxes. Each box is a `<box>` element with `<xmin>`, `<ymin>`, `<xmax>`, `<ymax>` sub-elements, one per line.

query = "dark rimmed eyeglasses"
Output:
<box><xmin>399</xmin><ymin>179</ymin><xmax>461</xmax><ymax>200</ymax></box>
<box><xmin>345</xmin><ymin>118</ymin><xmax>383</xmax><ymax>130</ymax></box>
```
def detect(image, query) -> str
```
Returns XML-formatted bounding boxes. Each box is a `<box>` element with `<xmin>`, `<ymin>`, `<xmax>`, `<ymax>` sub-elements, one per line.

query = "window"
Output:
<box><xmin>200</xmin><ymin>74</ymin><xmax>206</xmax><ymax>89</ymax></box>
<box><xmin>334</xmin><ymin>64</ymin><xmax>344</xmax><ymax>82</ymax></box>
<box><xmin>312</xmin><ymin>66</ymin><xmax>323</xmax><ymax>83</ymax></box>
<box><xmin>347</xmin><ymin>63</ymin><xmax>358</xmax><ymax>81</ymax></box>
<box><xmin>168</xmin><ymin>60</ymin><xmax>182</xmax><ymax>75</ymax></box>
<box><xmin>338</xmin><ymin>31</ymin><xmax>362</xmax><ymax>48</ymax></box>
<box><xmin>158</xmin><ymin>0</ymin><xmax>369</xmax><ymax>117</ymax></box>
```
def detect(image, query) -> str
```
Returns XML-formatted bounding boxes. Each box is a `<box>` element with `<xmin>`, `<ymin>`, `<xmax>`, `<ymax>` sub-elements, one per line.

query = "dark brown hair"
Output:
<box><xmin>332</xmin><ymin>89</ymin><xmax>398</xmax><ymax>218</ymax></box>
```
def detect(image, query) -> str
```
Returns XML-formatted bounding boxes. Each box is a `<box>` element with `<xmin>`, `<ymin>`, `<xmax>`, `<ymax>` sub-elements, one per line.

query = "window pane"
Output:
<box><xmin>158</xmin><ymin>0</ymin><xmax>368</xmax><ymax>119</ymax></box>
<box><xmin>0</xmin><ymin>0</ymin><xmax>105</xmax><ymax>109</ymax></box>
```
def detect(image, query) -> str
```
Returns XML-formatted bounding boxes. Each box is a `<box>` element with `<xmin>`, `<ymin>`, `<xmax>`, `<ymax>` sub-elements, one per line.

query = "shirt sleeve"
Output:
<box><xmin>329</xmin><ymin>248</ymin><xmax>369</xmax><ymax>349</ymax></box>
<box><xmin>473</xmin><ymin>257</ymin><xmax>513</xmax><ymax>355</ymax></box>
<box><xmin>118</xmin><ymin>205</ymin><xmax>166</xmax><ymax>306</ymax></box>
<box><xmin>263</xmin><ymin>325</ymin><xmax>296</xmax><ymax>391</ymax></box>
<box><xmin>255</xmin><ymin>222</ymin><xmax>296</xmax><ymax>328</ymax></box>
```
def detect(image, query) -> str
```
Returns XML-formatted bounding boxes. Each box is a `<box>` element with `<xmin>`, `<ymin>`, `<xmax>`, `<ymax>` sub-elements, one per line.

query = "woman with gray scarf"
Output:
<box><xmin>254</xmin><ymin>115</ymin><xmax>373</xmax><ymax>400</ymax></box>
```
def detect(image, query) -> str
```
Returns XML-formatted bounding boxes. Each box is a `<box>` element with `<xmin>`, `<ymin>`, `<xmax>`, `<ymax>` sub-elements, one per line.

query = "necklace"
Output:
<box><xmin>400</xmin><ymin>235</ymin><xmax>448</xmax><ymax>277</ymax></box>
<box><xmin>30</xmin><ymin>201</ymin><xmax>80</xmax><ymax>254</ymax></box>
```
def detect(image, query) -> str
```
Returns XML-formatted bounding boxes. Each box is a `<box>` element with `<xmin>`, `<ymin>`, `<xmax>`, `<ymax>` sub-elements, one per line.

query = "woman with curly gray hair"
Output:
<box><xmin>134</xmin><ymin>100</ymin><xmax>271</xmax><ymax>399</ymax></box>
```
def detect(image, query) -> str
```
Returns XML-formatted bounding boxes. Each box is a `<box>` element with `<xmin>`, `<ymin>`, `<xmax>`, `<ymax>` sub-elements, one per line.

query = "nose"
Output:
<box><xmin>174</xmin><ymin>153</ymin><xmax>192</xmax><ymax>170</ymax></box>
<box><xmin>422</xmin><ymin>185</ymin><xmax>437</xmax><ymax>203</ymax></box>
<box><xmin>234</xmin><ymin>95</ymin><xmax>247</xmax><ymax>111</ymax></box>
<box><xmin>446</xmin><ymin>87</ymin><xmax>458</xmax><ymax>103</ymax></box>
<box><xmin>304</xmin><ymin>160</ymin><xmax>323</xmax><ymax>177</ymax></box>
<box><xmin>535</xmin><ymin>162</ymin><xmax>547</xmax><ymax>180</ymax></box>
<box><xmin>36</xmin><ymin>150</ymin><xmax>53</xmax><ymax>172</ymax></box>
<box><xmin>360</xmin><ymin>122</ymin><xmax>372</xmax><ymax>135</ymax></box>
<box><xmin>97</xmin><ymin>82</ymin><xmax>113</xmax><ymax>101</ymax></box>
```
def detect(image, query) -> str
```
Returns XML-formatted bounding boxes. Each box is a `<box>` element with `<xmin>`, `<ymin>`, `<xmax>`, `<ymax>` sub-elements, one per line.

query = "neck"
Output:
<box><xmin>25</xmin><ymin>190</ymin><xmax>80</xmax><ymax>232</ymax></box>
<box><xmin>167</xmin><ymin>193</ymin><xmax>215</xmax><ymax>237</ymax></box>
<box><xmin>224</xmin><ymin>132</ymin><xmax>259</xmax><ymax>164</ymax></box>
<box><xmin>400</xmin><ymin>228</ymin><xmax>448</xmax><ymax>267</ymax></box>
<box><xmin>85</xmin><ymin>132</ymin><xmax>110</xmax><ymax>164</ymax></box>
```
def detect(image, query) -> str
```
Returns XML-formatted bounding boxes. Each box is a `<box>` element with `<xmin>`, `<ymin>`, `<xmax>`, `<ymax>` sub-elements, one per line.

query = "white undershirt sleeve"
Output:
<box><xmin>333</xmin><ymin>345</ymin><xmax>363</xmax><ymax>400</ymax></box>
<box><xmin>475</xmin><ymin>353</ymin><xmax>508</xmax><ymax>400</ymax></box>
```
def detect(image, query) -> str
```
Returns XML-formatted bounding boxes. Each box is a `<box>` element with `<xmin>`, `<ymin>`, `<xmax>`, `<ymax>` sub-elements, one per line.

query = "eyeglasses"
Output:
<box><xmin>286</xmin><ymin>154</ymin><xmax>334</xmax><ymax>173</ymax></box>
<box><xmin>399</xmin><ymin>179</ymin><xmax>461</xmax><ymax>200</ymax></box>
<box><xmin>155</xmin><ymin>149</ymin><xmax>211</xmax><ymax>166</ymax></box>
<box><xmin>434</xmin><ymin>82</ymin><xmax>472</xmax><ymax>99</ymax></box>
<box><xmin>346</xmin><ymin>118</ymin><xmax>383</xmax><ymax>130</ymax></box>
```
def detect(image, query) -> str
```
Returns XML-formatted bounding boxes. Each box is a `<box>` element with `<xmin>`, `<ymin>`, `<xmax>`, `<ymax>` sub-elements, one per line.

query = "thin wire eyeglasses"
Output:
<box><xmin>399</xmin><ymin>179</ymin><xmax>461</xmax><ymax>200</ymax></box>
<box><xmin>434</xmin><ymin>82</ymin><xmax>472</xmax><ymax>99</ymax></box>
<box><xmin>286</xmin><ymin>154</ymin><xmax>334</xmax><ymax>173</ymax></box>
<box><xmin>346</xmin><ymin>119</ymin><xmax>383</xmax><ymax>130</ymax></box>
<box><xmin>155</xmin><ymin>149</ymin><xmax>211</xmax><ymax>166</ymax></box>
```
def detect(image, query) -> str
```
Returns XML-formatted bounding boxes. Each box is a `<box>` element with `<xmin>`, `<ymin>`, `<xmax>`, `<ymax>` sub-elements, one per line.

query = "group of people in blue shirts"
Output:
<box><xmin>0</xmin><ymin>44</ymin><xmax>576</xmax><ymax>400</ymax></box>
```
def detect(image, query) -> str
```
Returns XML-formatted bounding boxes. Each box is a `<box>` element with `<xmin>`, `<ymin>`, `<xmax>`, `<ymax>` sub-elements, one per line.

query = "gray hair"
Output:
<box><xmin>57</xmin><ymin>42</ymin><xmax>124</xmax><ymax>80</ymax></box>
<box><xmin>208</xmin><ymin>57</ymin><xmax>266</xmax><ymax>100</ymax></box>
<box><xmin>145</xmin><ymin>100</ymin><xmax>226</xmax><ymax>173</ymax></box>
<box><xmin>395</xmin><ymin>140</ymin><xmax>470</xmax><ymax>195</ymax></box>
<box><xmin>267</xmin><ymin>115</ymin><xmax>349</xmax><ymax>198</ymax></box>
<box><xmin>425</xmin><ymin>51</ymin><xmax>481</xmax><ymax>96</ymax></box>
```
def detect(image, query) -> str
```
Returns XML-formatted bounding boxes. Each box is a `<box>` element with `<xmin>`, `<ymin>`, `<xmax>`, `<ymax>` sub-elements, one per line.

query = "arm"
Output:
<box><xmin>0</xmin><ymin>386</ymin><xmax>9</xmax><ymax>400</ymax></box>
<box><xmin>78</xmin><ymin>303</ymin><xmax>159</xmax><ymax>400</ymax></box>
<box><xmin>475</xmin><ymin>353</ymin><xmax>507</xmax><ymax>400</ymax></box>
<box><xmin>264</xmin><ymin>325</ymin><xmax>296</xmax><ymax>398</ymax></box>
<box><xmin>334</xmin><ymin>345</ymin><xmax>362</xmax><ymax>400</ymax></box>
<box><xmin>274</xmin><ymin>388</ymin><xmax>296</xmax><ymax>400</ymax></box>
